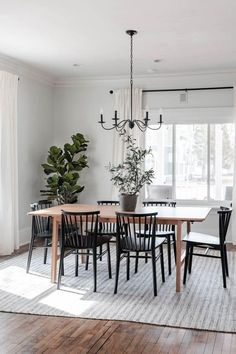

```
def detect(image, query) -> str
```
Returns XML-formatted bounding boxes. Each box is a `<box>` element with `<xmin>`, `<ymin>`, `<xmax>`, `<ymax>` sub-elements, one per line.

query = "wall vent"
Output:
<box><xmin>180</xmin><ymin>92</ymin><xmax>188</xmax><ymax>103</ymax></box>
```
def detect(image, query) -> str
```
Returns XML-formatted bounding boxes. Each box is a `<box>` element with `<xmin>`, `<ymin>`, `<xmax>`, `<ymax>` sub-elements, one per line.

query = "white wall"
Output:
<box><xmin>17</xmin><ymin>77</ymin><xmax>53</xmax><ymax>245</ymax></box>
<box><xmin>53</xmin><ymin>85</ymin><xmax>115</xmax><ymax>203</ymax></box>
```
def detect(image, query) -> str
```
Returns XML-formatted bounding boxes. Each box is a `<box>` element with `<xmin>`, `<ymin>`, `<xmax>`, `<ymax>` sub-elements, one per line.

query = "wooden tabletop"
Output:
<box><xmin>28</xmin><ymin>203</ymin><xmax>211</xmax><ymax>223</ymax></box>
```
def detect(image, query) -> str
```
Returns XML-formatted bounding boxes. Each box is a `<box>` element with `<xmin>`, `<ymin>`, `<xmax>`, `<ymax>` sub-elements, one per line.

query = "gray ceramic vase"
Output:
<box><xmin>119</xmin><ymin>194</ymin><xmax>138</xmax><ymax>211</ymax></box>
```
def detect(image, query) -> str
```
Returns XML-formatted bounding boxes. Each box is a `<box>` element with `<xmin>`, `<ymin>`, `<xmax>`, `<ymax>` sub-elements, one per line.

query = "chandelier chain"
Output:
<box><xmin>130</xmin><ymin>33</ymin><xmax>133</xmax><ymax>86</ymax></box>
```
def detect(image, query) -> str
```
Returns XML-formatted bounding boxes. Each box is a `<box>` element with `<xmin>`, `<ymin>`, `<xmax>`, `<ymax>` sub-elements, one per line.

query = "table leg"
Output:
<box><xmin>176</xmin><ymin>221</ymin><xmax>182</xmax><ymax>292</ymax></box>
<box><xmin>187</xmin><ymin>221</ymin><xmax>191</xmax><ymax>234</ymax></box>
<box><xmin>51</xmin><ymin>218</ymin><xmax>59</xmax><ymax>283</ymax></box>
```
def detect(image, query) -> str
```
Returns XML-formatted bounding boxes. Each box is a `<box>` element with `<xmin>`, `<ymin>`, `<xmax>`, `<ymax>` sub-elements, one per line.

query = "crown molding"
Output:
<box><xmin>0</xmin><ymin>51</ymin><xmax>235</xmax><ymax>89</ymax></box>
<box><xmin>0</xmin><ymin>52</ymin><xmax>55</xmax><ymax>86</ymax></box>
<box><xmin>54</xmin><ymin>68</ymin><xmax>236</xmax><ymax>88</ymax></box>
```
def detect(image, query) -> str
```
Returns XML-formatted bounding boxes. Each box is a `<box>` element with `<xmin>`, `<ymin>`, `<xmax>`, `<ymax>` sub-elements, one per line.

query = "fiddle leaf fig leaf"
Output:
<box><xmin>41</xmin><ymin>133</ymin><xmax>89</xmax><ymax>203</ymax></box>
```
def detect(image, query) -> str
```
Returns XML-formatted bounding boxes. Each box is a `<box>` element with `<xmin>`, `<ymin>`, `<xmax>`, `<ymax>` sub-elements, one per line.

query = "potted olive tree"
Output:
<box><xmin>41</xmin><ymin>133</ymin><xmax>89</xmax><ymax>204</ymax></box>
<box><xmin>108</xmin><ymin>134</ymin><xmax>154</xmax><ymax>211</ymax></box>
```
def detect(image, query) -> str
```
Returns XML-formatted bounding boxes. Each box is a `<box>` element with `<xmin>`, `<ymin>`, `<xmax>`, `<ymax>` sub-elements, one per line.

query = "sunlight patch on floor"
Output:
<box><xmin>39</xmin><ymin>287</ymin><xmax>97</xmax><ymax>315</ymax></box>
<box><xmin>0</xmin><ymin>266</ymin><xmax>53</xmax><ymax>299</ymax></box>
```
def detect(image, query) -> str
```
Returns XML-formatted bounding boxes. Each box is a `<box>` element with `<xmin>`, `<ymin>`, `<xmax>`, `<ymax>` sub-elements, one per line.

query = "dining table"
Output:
<box><xmin>28</xmin><ymin>203</ymin><xmax>211</xmax><ymax>292</ymax></box>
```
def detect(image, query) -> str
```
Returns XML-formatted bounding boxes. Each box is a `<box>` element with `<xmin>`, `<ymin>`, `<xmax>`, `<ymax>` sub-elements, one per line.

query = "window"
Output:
<box><xmin>210</xmin><ymin>124</ymin><xmax>234</xmax><ymax>200</ymax></box>
<box><xmin>176</xmin><ymin>124</ymin><xmax>208</xmax><ymax>200</ymax></box>
<box><xmin>146</xmin><ymin>123</ymin><xmax>234</xmax><ymax>202</ymax></box>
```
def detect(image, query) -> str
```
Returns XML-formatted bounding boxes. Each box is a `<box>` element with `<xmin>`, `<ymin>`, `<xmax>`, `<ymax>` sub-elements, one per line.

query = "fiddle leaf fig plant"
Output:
<box><xmin>41</xmin><ymin>133</ymin><xmax>89</xmax><ymax>204</ymax></box>
<box><xmin>108</xmin><ymin>134</ymin><xmax>154</xmax><ymax>195</ymax></box>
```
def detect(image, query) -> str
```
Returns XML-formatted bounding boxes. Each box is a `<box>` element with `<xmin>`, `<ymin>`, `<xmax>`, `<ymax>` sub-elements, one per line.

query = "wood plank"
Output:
<box><xmin>88</xmin><ymin>321</ymin><xmax>120</xmax><ymax>353</ymax></box>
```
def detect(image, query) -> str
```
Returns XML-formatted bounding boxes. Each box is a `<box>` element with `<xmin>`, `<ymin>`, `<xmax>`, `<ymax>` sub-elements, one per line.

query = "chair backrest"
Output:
<box><xmin>218</xmin><ymin>207</ymin><xmax>232</xmax><ymax>244</ymax></box>
<box><xmin>143</xmin><ymin>201</ymin><xmax>176</xmax><ymax>207</ymax></box>
<box><xmin>97</xmin><ymin>200</ymin><xmax>119</xmax><ymax>234</ymax></box>
<box><xmin>61</xmin><ymin>210</ymin><xmax>99</xmax><ymax>249</ymax></box>
<box><xmin>31</xmin><ymin>200</ymin><xmax>52</xmax><ymax>210</ymax></box>
<box><xmin>97</xmin><ymin>200</ymin><xmax>120</xmax><ymax>205</ymax></box>
<box><xmin>143</xmin><ymin>200</ymin><xmax>176</xmax><ymax>232</ymax></box>
<box><xmin>116</xmin><ymin>212</ymin><xmax>157</xmax><ymax>251</ymax></box>
<box><xmin>30</xmin><ymin>200</ymin><xmax>52</xmax><ymax>236</ymax></box>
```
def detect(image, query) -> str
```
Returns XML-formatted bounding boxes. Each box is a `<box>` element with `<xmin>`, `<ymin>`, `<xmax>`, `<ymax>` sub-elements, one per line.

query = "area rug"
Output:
<box><xmin>0</xmin><ymin>246</ymin><xmax>235</xmax><ymax>332</ymax></box>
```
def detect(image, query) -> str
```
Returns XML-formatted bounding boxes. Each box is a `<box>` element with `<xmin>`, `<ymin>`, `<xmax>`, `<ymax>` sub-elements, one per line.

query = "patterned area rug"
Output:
<box><xmin>0</xmin><ymin>246</ymin><xmax>235</xmax><ymax>332</ymax></box>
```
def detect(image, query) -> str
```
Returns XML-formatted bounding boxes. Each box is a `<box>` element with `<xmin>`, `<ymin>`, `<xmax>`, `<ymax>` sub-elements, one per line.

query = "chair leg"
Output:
<box><xmin>107</xmin><ymin>242</ymin><xmax>112</xmax><ymax>279</ymax></box>
<box><xmin>75</xmin><ymin>251</ymin><xmax>79</xmax><ymax>277</ymax></box>
<box><xmin>167</xmin><ymin>236</ymin><xmax>171</xmax><ymax>275</ymax></box>
<box><xmin>220</xmin><ymin>246</ymin><xmax>227</xmax><ymax>288</ymax></box>
<box><xmin>57</xmin><ymin>248</ymin><xmax>64</xmax><ymax>289</ymax></box>
<box><xmin>43</xmin><ymin>238</ymin><xmax>48</xmax><ymax>264</ymax></box>
<box><xmin>99</xmin><ymin>245</ymin><xmax>102</xmax><ymax>261</ymax></box>
<box><xmin>135</xmin><ymin>251</ymin><xmax>139</xmax><ymax>273</ymax></box>
<box><xmin>93</xmin><ymin>248</ymin><xmax>97</xmax><ymax>292</ymax></box>
<box><xmin>26</xmin><ymin>236</ymin><xmax>35</xmax><ymax>273</ymax></box>
<box><xmin>85</xmin><ymin>250</ymin><xmax>90</xmax><ymax>270</ymax></box>
<box><xmin>188</xmin><ymin>246</ymin><xmax>193</xmax><ymax>274</ymax></box>
<box><xmin>126</xmin><ymin>252</ymin><xmax>130</xmax><ymax>281</ymax></box>
<box><xmin>114</xmin><ymin>250</ymin><xmax>121</xmax><ymax>294</ymax></box>
<box><xmin>61</xmin><ymin>258</ymin><xmax>64</xmax><ymax>276</ymax></box>
<box><xmin>151</xmin><ymin>248</ymin><xmax>157</xmax><ymax>297</ymax></box>
<box><xmin>172</xmin><ymin>234</ymin><xmax>176</xmax><ymax>263</ymax></box>
<box><xmin>145</xmin><ymin>252</ymin><xmax>148</xmax><ymax>263</ymax></box>
<box><xmin>183</xmin><ymin>243</ymin><xmax>190</xmax><ymax>285</ymax></box>
<box><xmin>160</xmin><ymin>244</ymin><xmax>165</xmax><ymax>283</ymax></box>
<box><xmin>224</xmin><ymin>245</ymin><xmax>229</xmax><ymax>277</ymax></box>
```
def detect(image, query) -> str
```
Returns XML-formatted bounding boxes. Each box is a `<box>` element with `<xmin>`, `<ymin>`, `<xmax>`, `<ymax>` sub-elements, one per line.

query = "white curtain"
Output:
<box><xmin>232</xmin><ymin>87</ymin><xmax>236</xmax><ymax>244</ymax></box>
<box><xmin>0</xmin><ymin>71</ymin><xmax>19</xmax><ymax>255</ymax></box>
<box><xmin>111</xmin><ymin>88</ymin><xmax>144</xmax><ymax>200</ymax></box>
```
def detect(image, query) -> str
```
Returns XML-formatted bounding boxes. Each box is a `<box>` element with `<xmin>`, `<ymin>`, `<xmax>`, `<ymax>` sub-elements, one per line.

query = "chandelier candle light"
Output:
<box><xmin>98</xmin><ymin>30</ymin><xmax>163</xmax><ymax>132</ymax></box>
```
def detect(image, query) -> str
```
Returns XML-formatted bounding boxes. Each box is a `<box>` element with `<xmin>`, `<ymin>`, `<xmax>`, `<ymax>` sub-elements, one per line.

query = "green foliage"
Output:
<box><xmin>41</xmin><ymin>133</ymin><xmax>89</xmax><ymax>204</ymax></box>
<box><xmin>108</xmin><ymin>134</ymin><xmax>154</xmax><ymax>195</ymax></box>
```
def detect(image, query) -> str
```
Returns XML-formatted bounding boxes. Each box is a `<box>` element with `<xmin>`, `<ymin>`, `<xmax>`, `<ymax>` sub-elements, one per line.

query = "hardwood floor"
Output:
<box><xmin>0</xmin><ymin>312</ymin><xmax>235</xmax><ymax>353</ymax></box>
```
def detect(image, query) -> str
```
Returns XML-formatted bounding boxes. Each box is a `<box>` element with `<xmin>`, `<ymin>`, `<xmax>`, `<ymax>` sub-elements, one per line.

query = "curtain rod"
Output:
<box><xmin>109</xmin><ymin>86</ymin><xmax>233</xmax><ymax>94</ymax></box>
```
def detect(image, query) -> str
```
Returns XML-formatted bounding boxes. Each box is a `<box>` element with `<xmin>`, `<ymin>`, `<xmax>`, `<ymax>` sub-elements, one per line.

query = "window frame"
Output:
<box><xmin>146</xmin><ymin>120</ymin><xmax>234</xmax><ymax>206</ymax></box>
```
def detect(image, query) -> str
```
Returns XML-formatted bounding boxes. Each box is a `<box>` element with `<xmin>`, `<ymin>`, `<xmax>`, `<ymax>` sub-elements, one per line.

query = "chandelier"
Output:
<box><xmin>98</xmin><ymin>30</ymin><xmax>163</xmax><ymax>132</ymax></box>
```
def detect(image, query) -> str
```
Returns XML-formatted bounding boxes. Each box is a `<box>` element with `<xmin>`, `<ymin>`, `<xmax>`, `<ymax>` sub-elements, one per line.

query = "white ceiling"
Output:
<box><xmin>0</xmin><ymin>0</ymin><xmax>236</xmax><ymax>79</ymax></box>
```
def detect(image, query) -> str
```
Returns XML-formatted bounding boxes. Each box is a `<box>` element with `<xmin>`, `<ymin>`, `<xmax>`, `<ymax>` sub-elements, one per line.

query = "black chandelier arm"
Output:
<box><xmin>116</xmin><ymin>120</ymin><xmax>129</xmax><ymax>132</ymax></box>
<box><xmin>133</xmin><ymin>118</ymin><xmax>163</xmax><ymax>131</ymax></box>
<box><xmin>98</xmin><ymin>118</ymin><xmax>131</xmax><ymax>132</ymax></box>
<box><xmin>146</xmin><ymin>123</ymin><xmax>162</xmax><ymax>130</ymax></box>
<box><xmin>133</xmin><ymin>120</ymin><xmax>148</xmax><ymax>132</ymax></box>
<box><xmin>98</xmin><ymin>121</ymin><xmax>117</xmax><ymax>130</ymax></box>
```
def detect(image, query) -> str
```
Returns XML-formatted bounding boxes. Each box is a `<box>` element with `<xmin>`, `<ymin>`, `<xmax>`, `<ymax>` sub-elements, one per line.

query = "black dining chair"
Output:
<box><xmin>114</xmin><ymin>211</ymin><xmax>165</xmax><ymax>296</ymax></box>
<box><xmin>183</xmin><ymin>207</ymin><xmax>232</xmax><ymax>288</ymax></box>
<box><xmin>26</xmin><ymin>200</ymin><xmax>53</xmax><ymax>273</ymax></box>
<box><xmin>57</xmin><ymin>210</ymin><xmax>112</xmax><ymax>292</ymax></box>
<box><xmin>142</xmin><ymin>201</ymin><xmax>176</xmax><ymax>275</ymax></box>
<box><xmin>96</xmin><ymin>200</ymin><xmax>120</xmax><ymax>260</ymax></box>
